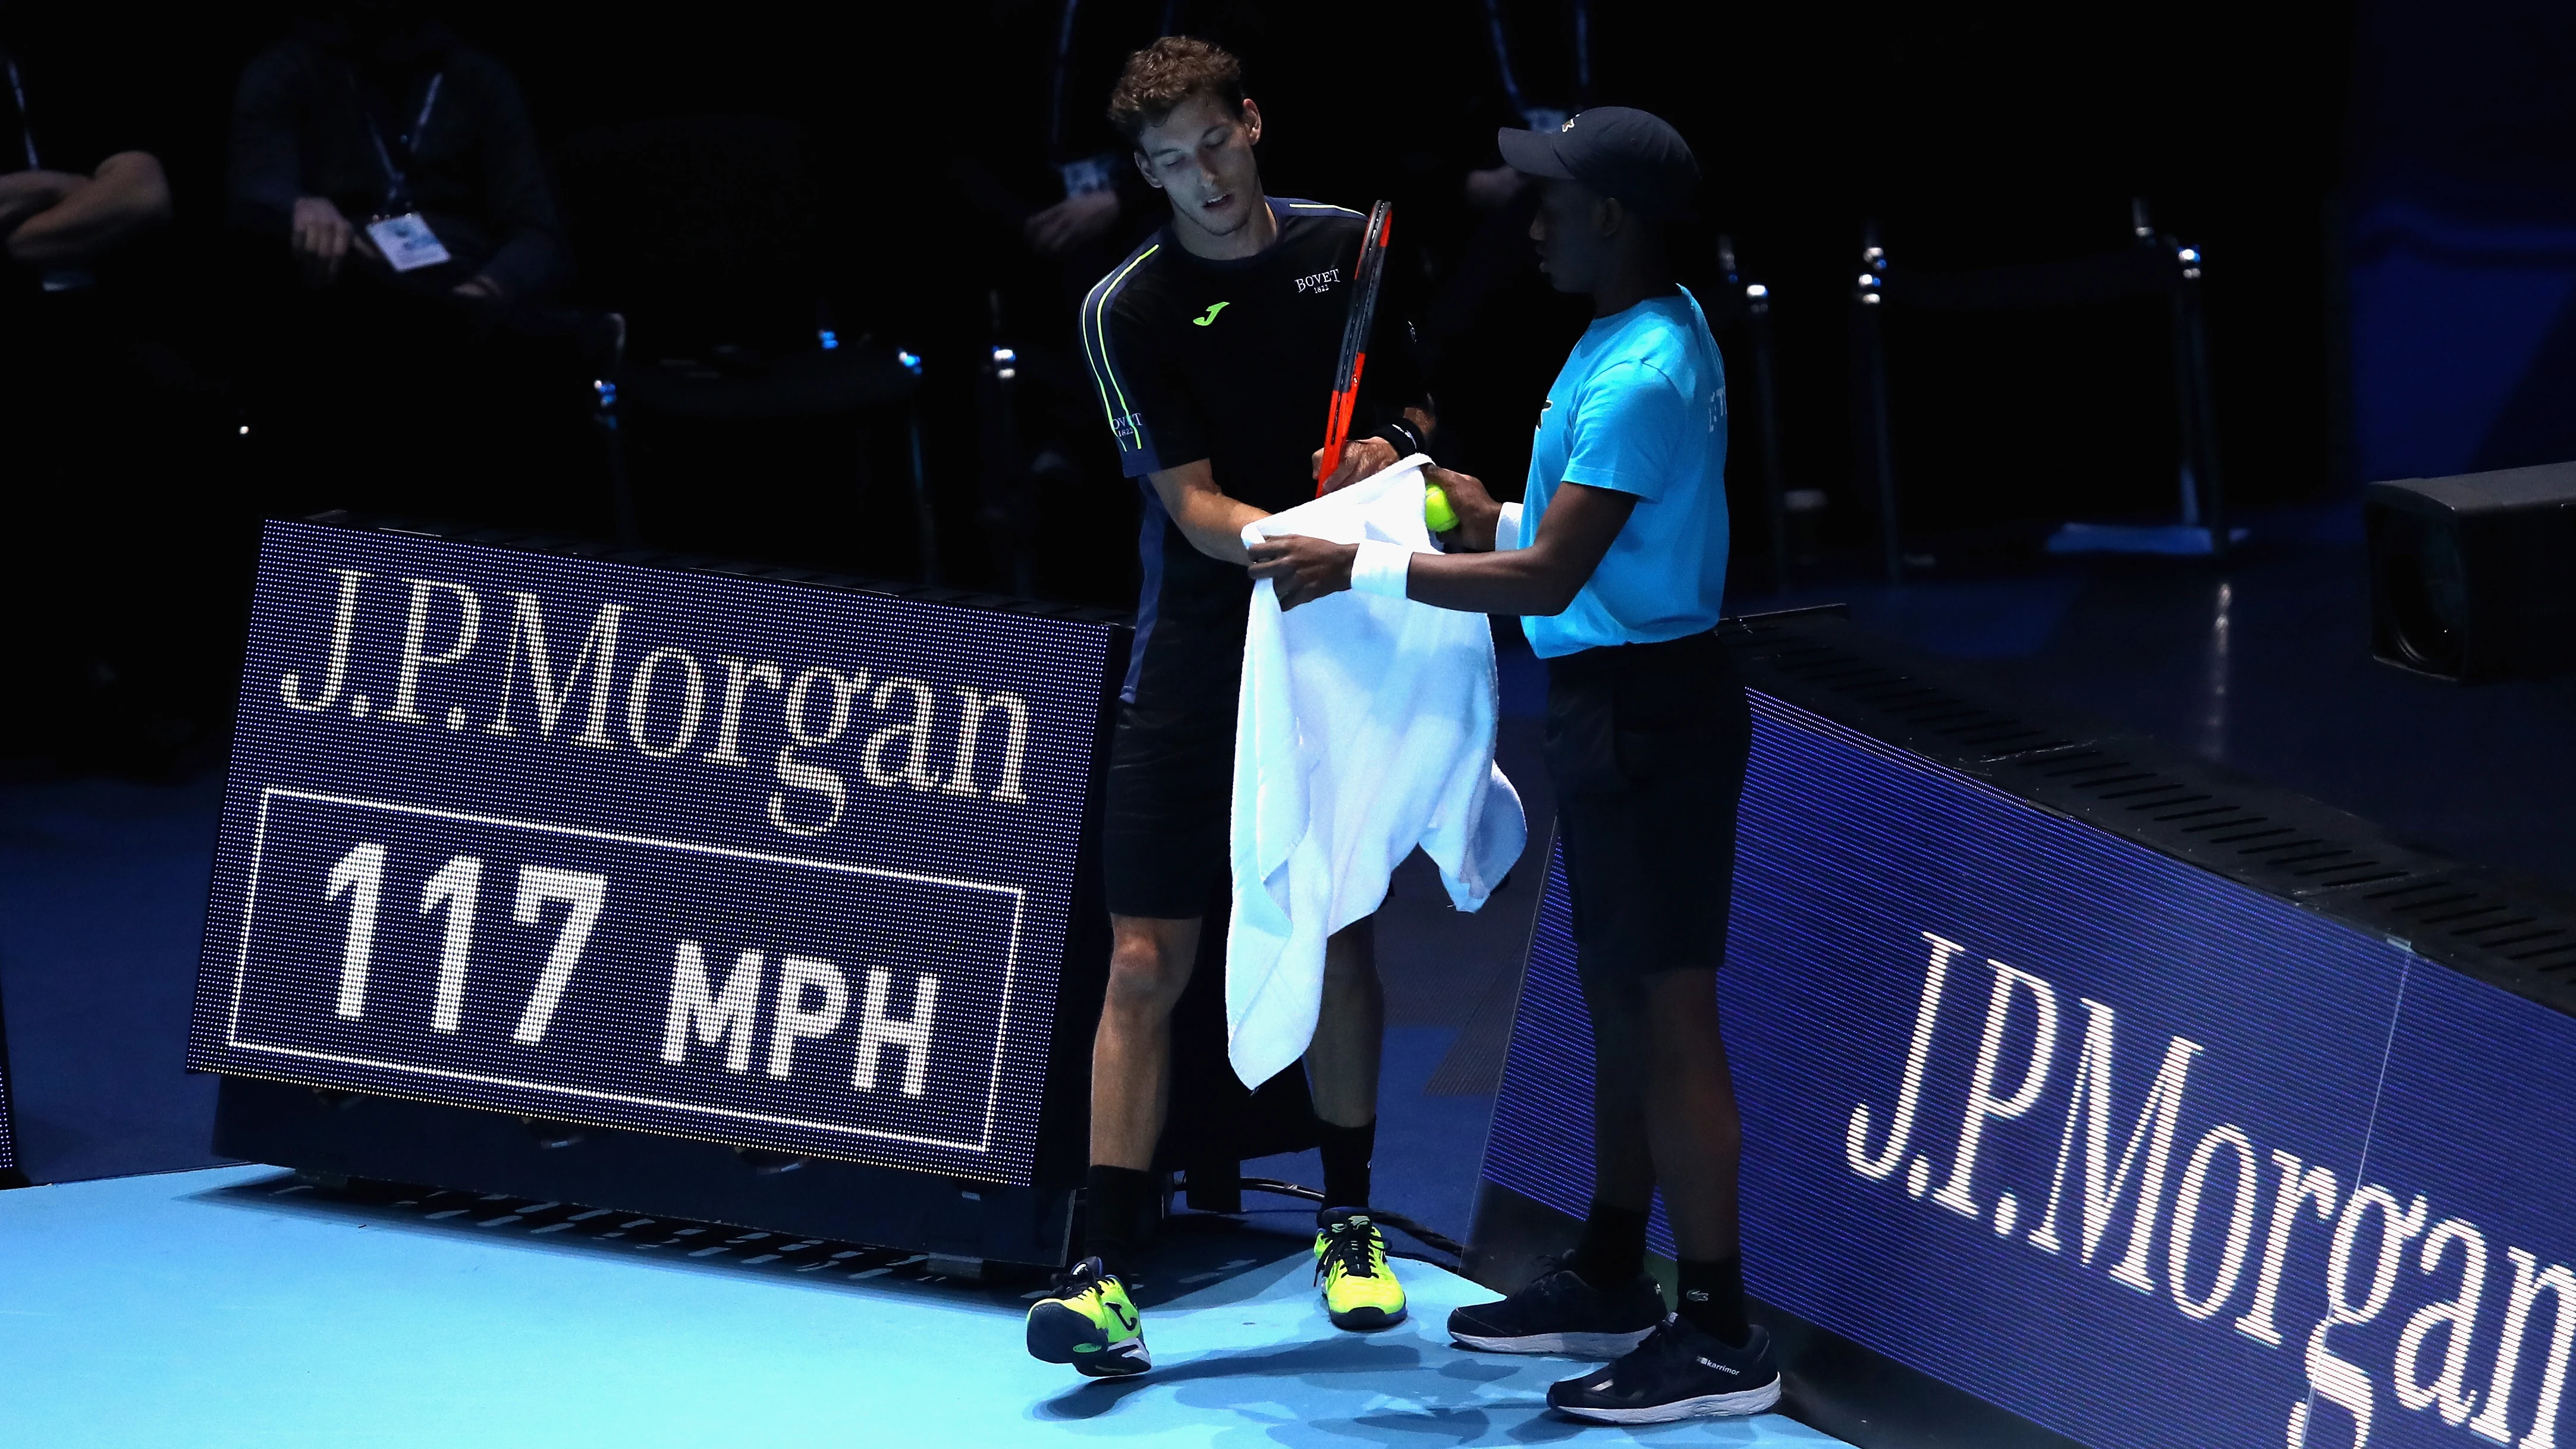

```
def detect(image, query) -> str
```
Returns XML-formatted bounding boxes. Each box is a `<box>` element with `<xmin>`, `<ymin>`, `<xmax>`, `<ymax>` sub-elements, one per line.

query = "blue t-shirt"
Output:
<box><xmin>1518</xmin><ymin>287</ymin><xmax>1729</xmax><ymax>659</ymax></box>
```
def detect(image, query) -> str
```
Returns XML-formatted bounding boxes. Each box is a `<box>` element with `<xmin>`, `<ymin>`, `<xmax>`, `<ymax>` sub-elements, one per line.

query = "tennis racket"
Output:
<box><xmin>1316</xmin><ymin>199</ymin><xmax>1394</xmax><ymax>496</ymax></box>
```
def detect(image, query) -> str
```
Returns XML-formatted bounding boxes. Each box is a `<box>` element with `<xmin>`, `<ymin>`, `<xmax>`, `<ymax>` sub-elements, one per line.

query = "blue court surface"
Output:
<box><xmin>0</xmin><ymin>1165</ymin><xmax>1848</xmax><ymax>1449</ymax></box>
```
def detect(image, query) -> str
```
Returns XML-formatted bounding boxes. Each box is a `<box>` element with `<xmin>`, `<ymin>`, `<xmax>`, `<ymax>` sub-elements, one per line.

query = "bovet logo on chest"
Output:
<box><xmin>1295</xmin><ymin>268</ymin><xmax>1342</xmax><ymax>296</ymax></box>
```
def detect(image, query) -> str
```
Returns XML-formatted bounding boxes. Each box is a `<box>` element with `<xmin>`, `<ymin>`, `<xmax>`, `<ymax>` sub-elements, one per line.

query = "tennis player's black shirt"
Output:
<box><xmin>1080</xmin><ymin>197</ymin><xmax>1430</xmax><ymax>711</ymax></box>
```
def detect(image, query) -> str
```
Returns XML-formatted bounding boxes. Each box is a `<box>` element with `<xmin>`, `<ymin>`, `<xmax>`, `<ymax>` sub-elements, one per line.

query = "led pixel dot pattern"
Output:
<box><xmin>189</xmin><ymin>521</ymin><xmax>1119</xmax><ymax>1187</ymax></box>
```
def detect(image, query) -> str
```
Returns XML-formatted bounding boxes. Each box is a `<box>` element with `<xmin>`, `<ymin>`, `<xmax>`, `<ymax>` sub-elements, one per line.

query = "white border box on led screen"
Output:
<box><xmin>227</xmin><ymin>787</ymin><xmax>1028</xmax><ymax>1155</ymax></box>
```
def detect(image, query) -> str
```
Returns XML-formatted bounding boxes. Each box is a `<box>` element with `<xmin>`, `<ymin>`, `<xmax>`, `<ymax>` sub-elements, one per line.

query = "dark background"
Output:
<box><xmin>6</xmin><ymin>0</ymin><xmax>2562</xmax><ymax>771</ymax></box>
<box><xmin>9</xmin><ymin>0</ymin><xmax>2576</xmax><ymax>1211</ymax></box>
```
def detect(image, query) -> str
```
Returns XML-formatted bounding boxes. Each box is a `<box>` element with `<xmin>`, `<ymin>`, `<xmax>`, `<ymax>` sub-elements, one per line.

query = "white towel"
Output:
<box><xmin>1226</xmin><ymin>456</ymin><xmax>1528</xmax><ymax>1087</ymax></box>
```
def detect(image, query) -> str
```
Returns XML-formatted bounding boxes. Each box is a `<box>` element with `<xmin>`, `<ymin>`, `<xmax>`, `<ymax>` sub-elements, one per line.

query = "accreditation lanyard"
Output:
<box><xmin>1047</xmin><ymin>0</ymin><xmax>1082</xmax><ymax>156</ymax></box>
<box><xmin>5</xmin><ymin>56</ymin><xmax>38</xmax><ymax>169</ymax></box>
<box><xmin>1047</xmin><ymin>0</ymin><xmax>1176</xmax><ymax>168</ymax></box>
<box><xmin>1484</xmin><ymin>0</ymin><xmax>1590</xmax><ymax>133</ymax></box>
<box><xmin>358</xmin><ymin>69</ymin><xmax>444</xmax><ymax>216</ymax></box>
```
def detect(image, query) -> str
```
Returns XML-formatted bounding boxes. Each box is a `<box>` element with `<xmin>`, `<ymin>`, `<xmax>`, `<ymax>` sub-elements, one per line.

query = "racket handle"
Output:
<box><xmin>1315</xmin><ymin>356</ymin><xmax>1373</xmax><ymax>496</ymax></box>
<box><xmin>1318</xmin><ymin>400</ymin><xmax>1348</xmax><ymax>496</ymax></box>
<box><xmin>1318</xmin><ymin>390</ymin><xmax>1357</xmax><ymax>495</ymax></box>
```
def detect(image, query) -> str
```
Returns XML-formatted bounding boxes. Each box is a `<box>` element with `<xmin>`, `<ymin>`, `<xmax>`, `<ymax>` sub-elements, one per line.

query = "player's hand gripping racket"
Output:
<box><xmin>1316</xmin><ymin>199</ymin><xmax>1394</xmax><ymax>496</ymax></box>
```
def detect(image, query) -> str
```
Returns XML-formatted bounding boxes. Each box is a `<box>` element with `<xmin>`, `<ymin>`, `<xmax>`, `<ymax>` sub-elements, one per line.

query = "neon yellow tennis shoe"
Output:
<box><xmin>1314</xmin><ymin>1208</ymin><xmax>1408</xmax><ymax>1330</ymax></box>
<box><xmin>1025</xmin><ymin>1256</ymin><xmax>1151</xmax><ymax>1377</ymax></box>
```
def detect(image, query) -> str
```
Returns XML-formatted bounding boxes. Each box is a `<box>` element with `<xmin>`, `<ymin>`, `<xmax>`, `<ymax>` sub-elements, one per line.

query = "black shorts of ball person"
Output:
<box><xmin>1543</xmin><ymin>630</ymin><xmax>1751</xmax><ymax>979</ymax></box>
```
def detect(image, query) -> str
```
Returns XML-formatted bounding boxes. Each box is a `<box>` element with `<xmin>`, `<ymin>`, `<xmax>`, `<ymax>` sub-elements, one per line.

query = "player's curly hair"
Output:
<box><xmin>1107</xmin><ymin>36</ymin><xmax>1247</xmax><ymax>143</ymax></box>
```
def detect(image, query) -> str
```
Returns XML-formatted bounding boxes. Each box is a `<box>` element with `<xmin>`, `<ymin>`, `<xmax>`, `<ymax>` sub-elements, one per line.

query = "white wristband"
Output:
<box><xmin>1495</xmin><ymin>501</ymin><xmax>1525</xmax><ymax>551</ymax></box>
<box><xmin>1349</xmin><ymin>539</ymin><xmax>1414</xmax><ymax>599</ymax></box>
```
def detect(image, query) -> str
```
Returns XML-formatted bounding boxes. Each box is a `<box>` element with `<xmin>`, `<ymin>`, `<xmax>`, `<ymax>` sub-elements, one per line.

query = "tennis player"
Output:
<box><xmin>1022</xmin><ymin>36</ymin><xmax>1437</xmax><ymax>1379</ymax></box>
<box><xmin>1249</xmin><ymin>108</ymin><xmax>1778</xmax><ymax>1425</ymax></box>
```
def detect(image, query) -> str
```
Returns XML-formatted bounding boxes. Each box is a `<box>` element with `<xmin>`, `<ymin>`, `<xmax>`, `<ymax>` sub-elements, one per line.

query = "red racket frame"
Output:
<box><xmin>1317</xmin><ymin>200</ymin><xmax>1394</xmax><ymax>495</ymax></box>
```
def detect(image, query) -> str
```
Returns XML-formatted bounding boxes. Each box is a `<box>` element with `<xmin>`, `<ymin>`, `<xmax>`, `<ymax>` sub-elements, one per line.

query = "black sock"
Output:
<box><xmin>1080</xmin><ymin>1165</ymin><xmax>1158</xmax><ymax>1283</ymax></box>
<box><xmin>1567</xmin><ymin>1200</ymin><xmax>1649</xmax><ymax>1290</ymax></box>
<box><xmin>1317</xmin><ymin>1118</ymin><xmax>1375</xmax><ymax>1212</ymax></box>
<box><xmin>1676</xmin><ymin>1256</ymin><xmax>1749</xmax><ymax>1346</ymax></box>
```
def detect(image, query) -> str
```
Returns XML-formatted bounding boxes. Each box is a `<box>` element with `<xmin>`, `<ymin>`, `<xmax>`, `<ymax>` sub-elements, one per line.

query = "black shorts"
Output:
<box><xmin>1101</xmin><ymin>699</ymin><xmax>1236</xmax><ymax>919</ymax></box>
<box><xmin>1542</xmin><ymin>630</ymin><xmax>1752</xmax><ymax>979</ymax></box>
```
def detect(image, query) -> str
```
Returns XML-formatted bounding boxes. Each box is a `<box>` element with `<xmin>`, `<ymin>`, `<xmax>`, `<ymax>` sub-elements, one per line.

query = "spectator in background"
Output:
<box><xmin>2</xmin><ymin>10</ymin><xmax>193</xmax><ymax>770</ymax></box>
<box><xmin>1454</xmin><ymin>0</ymin><xmax>1598</xmax><ymax>208</ymax></box>
<box><xmin>2</xmin><ymin>7</ymin><xmax>175</xmax><ymax>350</ymax></box>
<box><xmin>1400</xmin><ymin>0</ymin><xmax>1614</xmax><ymax>494</ymax></box>
<box><xmin>0</xmin><ymin>55</ymin><xmax>171</xmax><ymax>284</ymax></box>
<box><xmin>957</xmin><ymin>2</ymin><xmax>1271</xmax><ymax>300</ymax></box>
<box><xmin>226</xmin><ymin>1</ymin><xmax>596</xmax><ymax>536</ymax></box>
<box><xmin>229</xmin><ymin>0</ymin><xmax>565</xmax><ymax>310</ymax></box>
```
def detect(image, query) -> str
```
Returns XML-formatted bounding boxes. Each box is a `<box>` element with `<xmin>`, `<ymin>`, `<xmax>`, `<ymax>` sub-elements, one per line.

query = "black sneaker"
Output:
<box><xmin>1546</xmin><ymin>1318</ymin><xmax>1782</xmax><ymax>1424</ymax></box>
<box><xmin>1446</xmin><ymin>1266</ymin><xmax>1666</xmax><ymax>1357</ymax></box>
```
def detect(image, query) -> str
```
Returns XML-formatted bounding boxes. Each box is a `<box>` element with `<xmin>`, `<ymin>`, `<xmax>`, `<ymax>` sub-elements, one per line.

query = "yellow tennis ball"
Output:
<box><xmin>1424</xmin><ymin>483</ymin><xmax>1460</xmax><ymax>534</ymax></box>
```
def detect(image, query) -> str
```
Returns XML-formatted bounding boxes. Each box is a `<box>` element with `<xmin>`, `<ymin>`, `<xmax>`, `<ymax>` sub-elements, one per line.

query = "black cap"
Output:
<box><xmin>1496</xmin><ymin>106</ymin><xmax>1699</xmax><ymax>218</ymax></box>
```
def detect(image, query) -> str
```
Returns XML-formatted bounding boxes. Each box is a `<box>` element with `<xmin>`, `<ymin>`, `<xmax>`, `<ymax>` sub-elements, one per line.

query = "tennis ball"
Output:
<box><xmin>1424</xmin><ymin>483</ymin><xmax>1460</xmax><ymax>534</ymax></box>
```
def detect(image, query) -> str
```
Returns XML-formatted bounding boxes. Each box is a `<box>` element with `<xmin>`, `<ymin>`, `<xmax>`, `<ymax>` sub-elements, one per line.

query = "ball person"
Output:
<box><xmin>1250</xmin><ymin>108</ymin><xmax>1779</xmax><ymax>1425</ymax></box>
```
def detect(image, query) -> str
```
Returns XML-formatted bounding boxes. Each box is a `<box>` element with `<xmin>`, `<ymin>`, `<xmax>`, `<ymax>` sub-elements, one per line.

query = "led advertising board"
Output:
<box><xmin>190</xmin><ymin>521</ymin><xmax>1119</xmax><ymax>1187</ymax></box>
<box><xmin>1484</xmin><ymin>692</ymin><xmax>2576</xmax><ymax>1449</ymax></box>
<box><xmin>0</xmin><ymin>988</ymin><xmax>17</xmax><ymax>1179</ymax></box>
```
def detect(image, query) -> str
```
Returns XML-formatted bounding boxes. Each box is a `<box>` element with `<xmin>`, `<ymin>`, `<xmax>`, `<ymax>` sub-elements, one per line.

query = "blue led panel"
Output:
<box><xmin>0</xmin><ymin>988</ymin><xmax>15</xmax><ymax>1177</ymax></box>
<box><xmin>190</xmin><ymin>522</ymin><xmax>1117</xmax><ymax>1187</ymax></box>
<box><xmin>1485</xmin><ymin>692</ymin><xmax>2576</xmax><ymax>1449</ymax></box>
